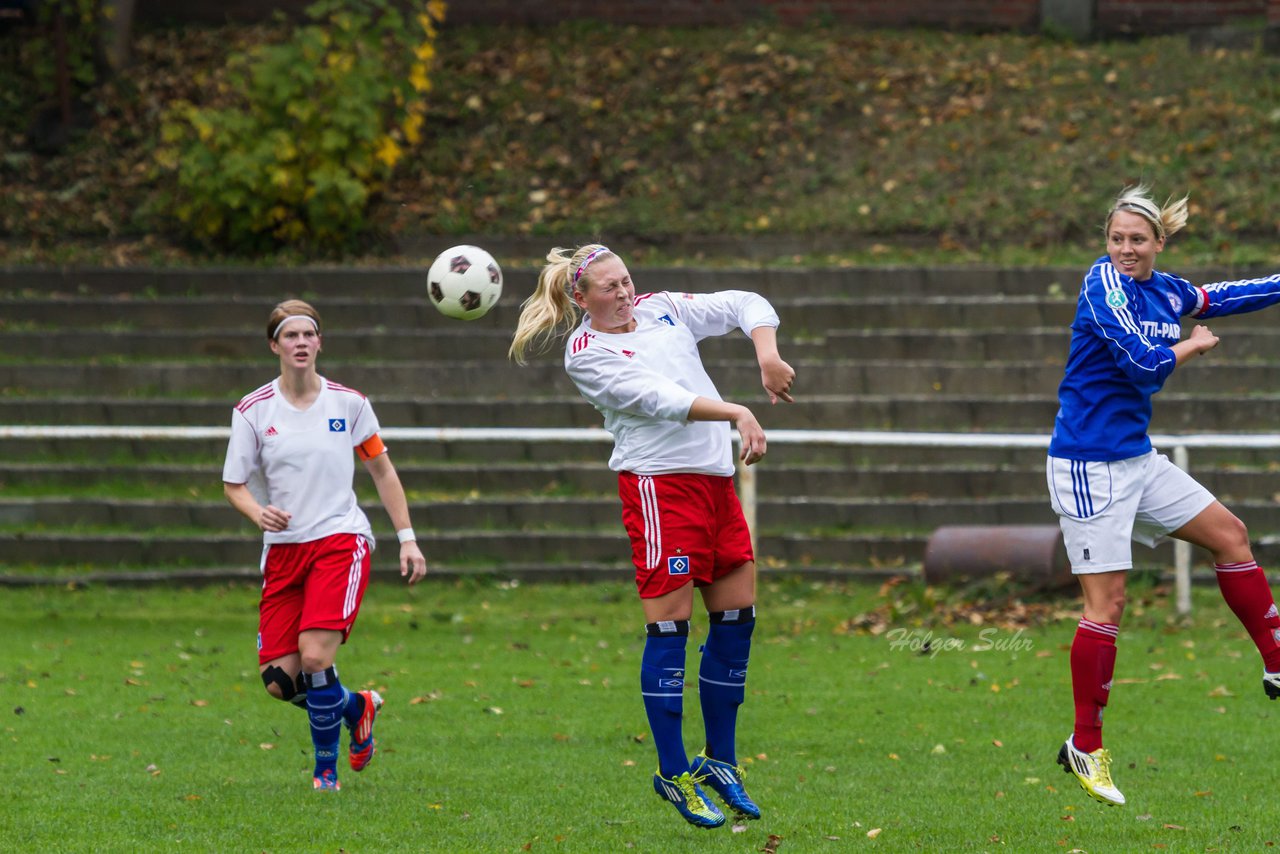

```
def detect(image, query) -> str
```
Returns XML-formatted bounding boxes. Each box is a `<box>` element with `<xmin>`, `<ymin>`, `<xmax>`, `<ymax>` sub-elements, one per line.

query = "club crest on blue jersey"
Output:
<box><xmin>667</xmin><ymin>555</ymin><xmax>690</xmax><ymax>575</ymax></box>
<box><xmin>1105</xmin><ymin>290</ymin><xmax>1128</xmax><ymax>309</ymax></box>
<box><xmin>1167</xmin><ymin>291</ymin><xmax>1182</xmax><ymax>313</ymax></box>
<box><xmin>329</xmin><ymin>418</ymin><xmax>346</xmax><ymax>432</ymax></box>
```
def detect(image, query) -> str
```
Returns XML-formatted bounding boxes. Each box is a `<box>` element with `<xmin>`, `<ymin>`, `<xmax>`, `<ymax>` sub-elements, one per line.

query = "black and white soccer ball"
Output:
<box><xmin>426</xmin><ymin>245</ymin><xmax>503</xmax><ymax>320</ymax></box>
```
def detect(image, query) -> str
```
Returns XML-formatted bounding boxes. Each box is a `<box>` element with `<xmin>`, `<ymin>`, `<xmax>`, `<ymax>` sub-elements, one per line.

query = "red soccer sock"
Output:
<box><xmin>1215</xmin><ymin>562</ymin><xmax>1280</xmax><ymax>672</ymax></box>
<box><xmin>1070</xmin><ymin>619</ymin><xmax>1118</xmax><ymax>753</ymax></box>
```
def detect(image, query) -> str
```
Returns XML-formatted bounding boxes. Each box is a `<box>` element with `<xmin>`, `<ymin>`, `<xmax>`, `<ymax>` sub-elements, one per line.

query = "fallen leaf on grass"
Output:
<box><xmin>1207</xmin><ymin>685</ymin><xmax>1234</xmax><ymax>698</ymax></box>
<box><xmin>1163</xmin><ymin>824</ymin><xmax>1186</xmax><ymax>830</ymax></box>
<box><xmin>866</xmin><ymin>828</ymin><xmax>882</xmax><ymax>839</ymax></box>
<box><xmin>259</xmin><ymin>743</ymin><xmax>275</xmax><ymax>750</ymax></box>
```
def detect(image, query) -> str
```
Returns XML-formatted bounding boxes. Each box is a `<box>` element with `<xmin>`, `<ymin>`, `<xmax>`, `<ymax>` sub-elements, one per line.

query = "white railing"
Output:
<box><xmin>6</xmin><ymin>425</ymin><xmax>1278</xmax><ymax>614</ymax></box>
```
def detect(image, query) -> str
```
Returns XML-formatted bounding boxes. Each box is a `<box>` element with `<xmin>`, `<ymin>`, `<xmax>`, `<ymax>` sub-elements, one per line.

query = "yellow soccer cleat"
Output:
<box><xmin>653</xmin><ymin>769</ymin><xmax>726</xmax><ymax>829</ymax></box>
<box><xmin>1057</xmin><ymin>735</ymin><xmax>1125</xmax><ymax>806</ymax></box>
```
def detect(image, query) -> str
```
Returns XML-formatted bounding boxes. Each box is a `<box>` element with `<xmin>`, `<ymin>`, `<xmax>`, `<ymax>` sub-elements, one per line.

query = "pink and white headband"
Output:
<box><xmin>271</xmin><ymin>315</ymin><xmax>319</xmax><ymax>340</ymax></box>
<box><xmin>572</xmin><ymin>247</ymin><xmax>611</xmax><ymax>285</ymax></box>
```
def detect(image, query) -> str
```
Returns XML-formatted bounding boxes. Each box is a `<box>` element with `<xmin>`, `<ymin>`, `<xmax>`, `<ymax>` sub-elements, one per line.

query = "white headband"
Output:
<box><xmin>271</xmin><ymin>315</ymin><xmax>319</xmax><ymax>340</ymax></box>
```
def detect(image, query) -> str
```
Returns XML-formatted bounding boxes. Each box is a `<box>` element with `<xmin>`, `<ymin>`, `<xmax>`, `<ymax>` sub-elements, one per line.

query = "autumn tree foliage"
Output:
<box><xmin>155</xmin><ymin>0</ymin><xmax>446</xmax><ymax>253</ymax></box>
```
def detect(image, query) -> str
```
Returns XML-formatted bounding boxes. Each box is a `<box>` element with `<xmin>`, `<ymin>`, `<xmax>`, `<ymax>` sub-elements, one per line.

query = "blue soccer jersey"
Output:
<box><xmin>1050</xmin><ymin>257</ymin><xmax>1280</xmax><ymax>461</ymax></box>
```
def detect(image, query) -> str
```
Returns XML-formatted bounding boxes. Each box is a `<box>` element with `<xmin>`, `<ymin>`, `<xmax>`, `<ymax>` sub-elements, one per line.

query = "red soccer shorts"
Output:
<box><xmin>617</xmin><ymin>471</ymin><xmax>754</xmax><ymax>599</ymax></box>
<box><xmin>257</xmin><ymin>532</ymin><xmax>371</xmax><ymax>664</ymax></box>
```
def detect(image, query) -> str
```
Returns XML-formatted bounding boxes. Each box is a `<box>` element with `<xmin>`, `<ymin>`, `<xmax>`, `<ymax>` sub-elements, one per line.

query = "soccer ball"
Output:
<box><xmin>426</xmin><ymin>245</ymin><xmax>503</xmax><ymax>320</ymax></box>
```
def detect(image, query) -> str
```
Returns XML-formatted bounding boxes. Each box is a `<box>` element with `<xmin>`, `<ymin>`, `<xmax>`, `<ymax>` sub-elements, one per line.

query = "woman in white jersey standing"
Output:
<box><xmin>223</xmin><ymin>299</ymin><xmax>427</xmax><ymax>791</ymax></box>
<box><xmin>510</xmin><ymin>245</ymin><xmax>795</xmax><ymax>829</ymax></box>
<box><xmin>1048</xmin><ymin>186</ymin><xmax>1280</xmax><ymax>807</ymax></box>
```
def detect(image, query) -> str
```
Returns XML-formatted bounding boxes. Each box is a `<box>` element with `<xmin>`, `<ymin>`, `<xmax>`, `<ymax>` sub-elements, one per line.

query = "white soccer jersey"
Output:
<box><xmin>222</xmin><ymin>377</ymin><xmax>380</xmax><ymax>546</ymax></box>
<box><xmin>564</xmin><ymin>290</ymin><xmax>780</xmax><ymax>476</ymax></box>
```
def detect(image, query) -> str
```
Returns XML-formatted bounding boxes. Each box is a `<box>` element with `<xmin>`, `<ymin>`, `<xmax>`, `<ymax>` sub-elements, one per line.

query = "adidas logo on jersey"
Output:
<box><xmin>264</xmin><ymin>426</ymin><xmax>278</xmax><ymax>437</ymax></box>
<box><xmin>1266</xmin><ymin>604</ymin><xmax>1278</xmax><ymax>620</ymax></box>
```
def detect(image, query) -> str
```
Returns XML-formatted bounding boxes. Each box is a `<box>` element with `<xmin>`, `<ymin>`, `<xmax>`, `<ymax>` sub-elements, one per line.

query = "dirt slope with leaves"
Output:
<box><xmin>2</xmin><ymin>20</ymin><xmax>1279</xmax><ymax>264</ymax></box>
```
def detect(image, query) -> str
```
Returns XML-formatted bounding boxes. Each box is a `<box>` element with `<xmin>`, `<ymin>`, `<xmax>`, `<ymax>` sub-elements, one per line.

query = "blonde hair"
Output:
<box><xmin>508</xmin><ymin>244</ymin><xmax>614</xmax><ymax>364</ymax></box>
<box><xmin>1105</xmin><ymin>184</ymin><xmax>1189</xmax><ymax>242</ymax></box>
<box><xmin>266</xmin><ymin>299</ymin><xmax>321</xmax><ymax>340</ymax></box>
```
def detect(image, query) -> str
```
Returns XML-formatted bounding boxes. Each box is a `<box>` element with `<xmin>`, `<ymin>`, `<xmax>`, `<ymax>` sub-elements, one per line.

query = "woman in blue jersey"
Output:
<box><xmin>510</xmin><ymin>245</ymin><xmax>795</xmax><ymax>829</ymax></box>
<box><xmin>1048</xmin><ymin>186</ymin><xmax>1280</xmax><ymax>806</ymax></box>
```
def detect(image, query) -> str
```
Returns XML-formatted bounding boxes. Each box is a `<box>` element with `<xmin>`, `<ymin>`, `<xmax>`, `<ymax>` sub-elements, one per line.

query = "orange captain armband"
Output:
<box><xmin>356</xmin><ymin>433</ymin><xmax>387</xmax><ymax>461</ymax></box>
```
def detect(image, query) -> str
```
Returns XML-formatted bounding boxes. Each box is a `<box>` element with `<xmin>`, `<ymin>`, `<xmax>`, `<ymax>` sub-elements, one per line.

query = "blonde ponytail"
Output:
<box><xmin>508</xmin><ymin>244</ymin><xmax>612</xmax><ymax>364</ymax></box>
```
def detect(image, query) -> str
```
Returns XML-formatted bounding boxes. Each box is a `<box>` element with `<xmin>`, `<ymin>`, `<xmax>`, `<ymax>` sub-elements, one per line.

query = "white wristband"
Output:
<box><xmin>396</xmin><ymin>527</ymin><xmax>416</xmax><ymax>544</ymax></box>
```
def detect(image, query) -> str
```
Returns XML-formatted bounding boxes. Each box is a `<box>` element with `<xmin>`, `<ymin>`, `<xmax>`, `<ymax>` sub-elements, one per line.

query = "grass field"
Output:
<box><xmin>5</xmin><ymin>577</ymin><xmax>1279</xmax><ymax>852</ymax></box>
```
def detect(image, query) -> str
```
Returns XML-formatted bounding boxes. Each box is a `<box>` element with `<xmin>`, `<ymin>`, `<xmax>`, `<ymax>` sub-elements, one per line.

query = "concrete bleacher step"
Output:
<box><xmin>11</xmin><ymin>392</ymin><xmax>1280</xmax><ymax>433</ymax></box>
<box><xmin>0</xmin><ymin>525</ymin><xmax>1252</xmax><ymax>576</ymax></box>
<box><xmin>7</xmin><ymin>263</ymin><xmax>1269</xmax><ymax>300</ymax></box>
<box><xmin>11</xmin><ymin>358</ymin><xmax>1280</xmax><ymax>398</ymax></box>
<box><xmin>0</xmin><ymin>494</ymin><xmax>1065</xmax><ymax>531</ymax></box>
<box><xmin>6</xmin><ymin>461</ymin><xmax>1280</xmax><ymax>503</ymax></box>
<box><xmin>0</xmin><ymin>294</ymin><xmax>1083</xmax><ymax>332</ymax></box>
<box><xmin>6</xmin><ymin>433</ymin><xmax>1280</xmax><ymax>471</ymax></box>
<box><xmin>9</xmin><ymin>323</ymin><xmax>1280</xmax><ymax>364</ymax></box>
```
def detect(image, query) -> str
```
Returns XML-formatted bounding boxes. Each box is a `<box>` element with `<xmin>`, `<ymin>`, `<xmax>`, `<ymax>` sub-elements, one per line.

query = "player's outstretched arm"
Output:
<box><xmin>363</xmin><ymin>453</ymin><xmax>428</xmax><ymax>584</ymax></box>
<box><xmin>750</xmin><ymin>325</ymin><xmax>795</xmax><ymax>404</ymax></box>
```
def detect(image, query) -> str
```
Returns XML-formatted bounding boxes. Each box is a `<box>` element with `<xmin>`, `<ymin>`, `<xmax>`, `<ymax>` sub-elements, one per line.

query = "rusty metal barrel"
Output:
<box><xmin>922</xmin><ymin>525</ymin><xmax>1073</xmax><ymax>589</ymax></box>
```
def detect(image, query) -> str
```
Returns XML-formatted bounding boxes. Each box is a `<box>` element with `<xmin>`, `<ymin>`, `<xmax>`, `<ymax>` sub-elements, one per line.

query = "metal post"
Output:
<box><xmin>736</xmin><ymin>454</ymin><xmax>757</xmax><ymax>555</ymax></box>
<box><xmin>1173</xmin><ymin>444</ymin><xmax>1192</xmax><ymax>615</ymax></box>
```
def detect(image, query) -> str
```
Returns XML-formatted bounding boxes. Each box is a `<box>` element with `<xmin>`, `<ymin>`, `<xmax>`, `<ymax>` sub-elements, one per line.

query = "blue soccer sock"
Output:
<box><xmin>302</xmin><ymin>665</ymin><xmax>345</xmax><ymax>777</ymax></box>
<box><xmin>700</xmin><ymin>606</ymin><xmax>755</xmax><ymax>766</ymax></box>
<box><xmin>641</xmin><ymin>620</ymin><xmax>690</xmax><ymax>779</ymax></box>
<box><xmin>342</xmin><ymin>688</ymin><xmax>365</xmax><ymax>731</ymax></box>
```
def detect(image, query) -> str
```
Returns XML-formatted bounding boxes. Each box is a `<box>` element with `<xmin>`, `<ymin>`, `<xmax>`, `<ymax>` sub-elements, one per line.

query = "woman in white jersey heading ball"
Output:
<box><xmin>1048</xmin><ymin>186</ymin><xmax>1280</xmax><ymax>807</ymax></box>
<box><xmin>222</xmin><ymin>299</ymin><xmax>427</xmax><ymax>791</ymax></box>
<box><xmin>510</xmin><ymin>245</ymin><xmax>795</xmax><ymax>829</ymax></box>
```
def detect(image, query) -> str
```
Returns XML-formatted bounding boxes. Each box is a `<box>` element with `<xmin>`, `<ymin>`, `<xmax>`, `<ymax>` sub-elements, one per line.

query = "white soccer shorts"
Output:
<box><xmin>1047</xmin><ymin>450</ymin><xmax>1216</xmax><ymax>574</ymax></box>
